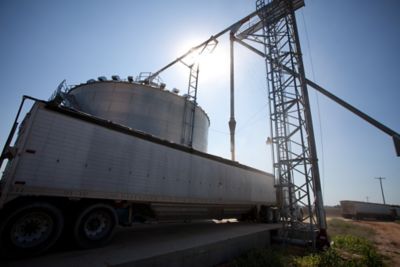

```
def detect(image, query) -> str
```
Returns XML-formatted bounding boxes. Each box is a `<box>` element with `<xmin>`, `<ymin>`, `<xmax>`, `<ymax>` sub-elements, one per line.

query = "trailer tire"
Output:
<box><xmin>259</xmin><ymin>206</ymin><xmax>274</xmax><ymax>223</ymax></box>
<box><xmin>73</xmin><ymin>203</ymin><xmax>117</xmax><ymax>249</ymax></box>
<box><xmin>0</xmin><ymin>202</ymin><xmax>64</xmax><ymax>258</ymax></box>
<box><xmin>272</xmin><ymin>209</ymin><xmax>280</xmax><ymax>223</ymax></box>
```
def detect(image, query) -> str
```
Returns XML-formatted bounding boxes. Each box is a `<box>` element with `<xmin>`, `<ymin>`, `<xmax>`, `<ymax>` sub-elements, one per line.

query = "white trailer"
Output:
<box><xmin>0</xmin><ymin>97</ymin><xmax>276</xmax><ymax>257</ymax></box>
<box><xmin>340</xmin><ymin>200</ymin><xmax>397</xmax><ymax>221</ymax></box>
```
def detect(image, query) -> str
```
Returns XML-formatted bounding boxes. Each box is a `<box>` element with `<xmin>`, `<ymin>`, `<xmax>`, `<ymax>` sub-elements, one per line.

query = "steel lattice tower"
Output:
<box><xmin>255</xmin><ymin>0</ymin><xmax>327</xmax><ymax>245</ymax></box>
<box><xmin>148</xmin><ymin>0</ymin><xmax>399</xmax><ymax>247</ymax></box>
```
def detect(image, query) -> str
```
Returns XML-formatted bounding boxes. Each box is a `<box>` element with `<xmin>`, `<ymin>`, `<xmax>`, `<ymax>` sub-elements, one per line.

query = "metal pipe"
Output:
<box><xmin>147</xmin><ymin>0</ymin><xmax>304</xmax><ymax>82</ymax></box>
<box><xmin>305</xmin><ymin>79</ymin><xmax>399</xmax><ymax>138</ymax></box>
<box><xmin>229</xmin><ymin>32</ymin><xmax>236</xmax><ymax>161</ymax></box>
<box><xmin>305</xmin><ymin>79</ymin><xmax>400</xmax><ymax>157</ymax></box>
<box><xmin>0</xmin><ymin>95</ymin><xmax>42</xmax><ymax>208</ymax></box>
<box><xmin>234</xmin><ymin>39</ymin><xmax>400</xmax><ymax>157</ymax></box>
<box><xmin>0</xmin><ymin>99</ymin><xmax>25</xmax><ymax>163</ymax></box>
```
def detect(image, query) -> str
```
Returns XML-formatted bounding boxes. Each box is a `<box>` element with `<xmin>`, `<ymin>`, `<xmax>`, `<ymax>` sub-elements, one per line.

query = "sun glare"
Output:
<box><xmin>175</xmin><ymin>39</ymin><xmax>230</xmax><ymax>84</ymax></box>
<box><xmin>200</xmin><ymin>46</ymin><xmax>229</xmax><ymax>82</ymax></box>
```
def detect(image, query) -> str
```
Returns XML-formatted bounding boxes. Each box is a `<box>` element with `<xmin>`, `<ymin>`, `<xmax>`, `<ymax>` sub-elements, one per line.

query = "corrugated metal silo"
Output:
<box><xmin>67</xmin><ymin>80</ymin><xmax>210</xmax><ymax>152</ymax></box>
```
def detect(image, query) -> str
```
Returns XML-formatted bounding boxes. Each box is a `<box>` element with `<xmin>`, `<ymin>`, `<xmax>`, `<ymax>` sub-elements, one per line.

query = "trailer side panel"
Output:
<box><xmin>4</xmin><ymin>103</ymin><xmax>275</xmax><ymax>209</ymax></box>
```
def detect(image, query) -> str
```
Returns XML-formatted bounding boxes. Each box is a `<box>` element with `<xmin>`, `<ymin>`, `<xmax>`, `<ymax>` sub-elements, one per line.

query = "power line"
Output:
<box><xmin>235</xmin><ymin>104</ymin><xmax>268</xmax><ymax>133</ymax></box>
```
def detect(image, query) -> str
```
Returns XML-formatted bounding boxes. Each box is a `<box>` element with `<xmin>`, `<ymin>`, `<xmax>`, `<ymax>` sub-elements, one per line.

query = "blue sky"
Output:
<box><xmin>0</xmin><ymin>0</ymin><xmax>399</xmax><ymax>206</ymax></box>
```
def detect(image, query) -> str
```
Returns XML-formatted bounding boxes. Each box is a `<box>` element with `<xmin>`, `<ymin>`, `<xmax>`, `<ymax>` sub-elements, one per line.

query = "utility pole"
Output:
<box><xmin>375</xmin><ymin>177</ymin><xmax>386</xmax><ymax>204</ymax></box>
<box><xmin>366</xmin><ymin>196</ymin><xmax>369</xmax><ymax>202</ymax></box>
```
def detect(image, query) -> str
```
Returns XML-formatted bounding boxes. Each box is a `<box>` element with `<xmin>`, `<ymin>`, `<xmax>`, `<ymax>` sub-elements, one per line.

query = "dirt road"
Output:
<box><xmin>353</xmin><ymin>220</ymin><xmax>400</xmax><ymax>266</ymax></box>
<box><xmin>326</xmin><ymin>206</ymin><xmax>400</xmax><ymax>265</ymax></box>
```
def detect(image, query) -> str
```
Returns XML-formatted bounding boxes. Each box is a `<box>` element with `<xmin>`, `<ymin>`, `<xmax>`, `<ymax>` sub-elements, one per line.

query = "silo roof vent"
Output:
<box><xmin>112</xmin><ymin>75</ymin><xmax>121</xmax><ymax>81</ymax></box>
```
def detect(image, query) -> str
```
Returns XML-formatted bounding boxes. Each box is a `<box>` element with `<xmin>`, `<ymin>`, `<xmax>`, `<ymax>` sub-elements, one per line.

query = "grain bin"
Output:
<box><xmin>67</xmin><ymin>80</ymin><xmax>210</xmax><ymax>152</ymax></box>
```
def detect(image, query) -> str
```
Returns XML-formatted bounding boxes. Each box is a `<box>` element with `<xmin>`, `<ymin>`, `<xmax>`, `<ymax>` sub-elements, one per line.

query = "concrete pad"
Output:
<box><xmin>3</xmin><ymin>221</ymin><xmax>281</xmax><ymax>267</ymax></box>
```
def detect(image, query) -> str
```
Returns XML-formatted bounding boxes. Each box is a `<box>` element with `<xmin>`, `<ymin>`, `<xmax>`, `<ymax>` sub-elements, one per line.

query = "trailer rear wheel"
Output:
<box><xmin>259</xmin><ymin>206</ymin><xmax>273</xmax><ymax>223</ymax></box>
<box><xmin>272</xmin><ymin>209</ymin><xmax>280</xmax><ymax>223</ymax></box>
<box><xmin>73</xmin><ymin>203</ymin><xmax>117</xmax><ymax>249</ymax></box>
<box><xmin>0</xmin><ymin>202</ymin><xmax>64</xmax><ymax>258</ymax></box>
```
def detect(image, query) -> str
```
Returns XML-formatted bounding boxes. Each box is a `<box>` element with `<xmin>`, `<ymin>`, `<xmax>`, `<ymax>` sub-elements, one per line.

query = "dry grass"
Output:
<box><xmin>222</xmin><ymin>217</ymin><xmax>400</xmax><ymax>267</ymax></box>
<box><xmin>328</xmin><ymin>218</ymin><xmax>375</xmax><ymax>239</ymax></box>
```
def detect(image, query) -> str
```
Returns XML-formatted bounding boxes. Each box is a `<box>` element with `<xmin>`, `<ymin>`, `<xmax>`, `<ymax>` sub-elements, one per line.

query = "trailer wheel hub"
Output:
<box><xmin>83</xmin><ymin>211</ymin><xmax>110</xmax><ymax>240</ymax></box>
<box><xmin>11</xmin><ymin>212</ymin><xmax>53</xmax><ymax>248</ymax></box>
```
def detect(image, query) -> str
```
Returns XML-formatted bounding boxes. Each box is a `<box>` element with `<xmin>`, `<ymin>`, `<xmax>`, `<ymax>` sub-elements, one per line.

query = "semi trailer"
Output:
<box><xmin>340</xmin><ymin>200</ymin><xmax>399</xmax><ymax>221</ymax></box>
<box><xmin>0</xmin><ymin>78</ymin><xmax>277</xmax><ymax>257</ymax></box>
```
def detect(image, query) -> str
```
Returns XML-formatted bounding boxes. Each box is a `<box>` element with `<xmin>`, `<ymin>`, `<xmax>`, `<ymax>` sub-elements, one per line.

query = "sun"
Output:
<box><xmin>175</xmin><ymin>39</ymin><xmax>230</xmax><ymax>84</ymax></box>
<box><xmin>199</xmin><ymin>45</ymin><xmax>229</xmax><ymax>83</ymax></box>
